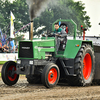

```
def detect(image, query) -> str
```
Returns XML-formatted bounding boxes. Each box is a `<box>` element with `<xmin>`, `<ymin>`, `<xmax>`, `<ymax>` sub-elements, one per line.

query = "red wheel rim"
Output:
<box><xmin>7</xmin><ymin>65</ymin><xmax>17</xmax><ymax>81</ymax></box>
<box><xmin>48</xmin><ymin>68</ymin><xmax>57</xmax><ymax>84</ymax></box>
<box><xmin>83</xmin><ymin>53</ymin><xmax>92</xmax><ymax>80</ymax></box>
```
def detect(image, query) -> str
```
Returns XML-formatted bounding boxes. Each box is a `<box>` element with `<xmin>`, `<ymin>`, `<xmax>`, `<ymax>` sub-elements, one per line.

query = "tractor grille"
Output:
<box><xmin>19</xmin><ymin>42</ymin><xmax>33</xmax><ymax>58</ymax></box>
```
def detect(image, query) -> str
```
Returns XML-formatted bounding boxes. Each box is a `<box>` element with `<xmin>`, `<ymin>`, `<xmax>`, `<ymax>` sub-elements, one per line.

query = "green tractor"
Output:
<box><xmin>1</xmin><ymin>19</ymin><xmax>96</xmax><ymax>88</ymax></box>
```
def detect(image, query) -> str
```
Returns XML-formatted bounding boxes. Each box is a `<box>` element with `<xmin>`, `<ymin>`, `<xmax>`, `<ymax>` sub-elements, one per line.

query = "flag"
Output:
<box><xmin>10</xmin><ymin>11</ymin><xmax>15</xmax><ymax>38</ymax></box>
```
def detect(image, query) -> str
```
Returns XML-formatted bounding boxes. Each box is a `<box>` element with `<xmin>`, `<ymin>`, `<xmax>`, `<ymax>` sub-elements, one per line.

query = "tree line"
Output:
<box><xmin>0</xmin><ymin>0</ymin><xmax>91</xmax><ymax>36</ymax></box>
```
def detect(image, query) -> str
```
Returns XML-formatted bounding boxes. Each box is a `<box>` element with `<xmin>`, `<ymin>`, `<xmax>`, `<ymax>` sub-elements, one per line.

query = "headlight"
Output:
<box><xmin>29</xmin><ymin>61</ymin><xmax>33</xmax><ymax>65</ymax></box>
<box><xmin>17</xmin><ymin>60</ymin><xmax>21</xmax><ymax>64</ymax></box>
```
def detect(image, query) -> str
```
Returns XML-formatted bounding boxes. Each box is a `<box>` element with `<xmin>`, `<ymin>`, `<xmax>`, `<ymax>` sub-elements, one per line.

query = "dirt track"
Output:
<box><xmin>0</xmin><ymin>65</ymin><xmax>2</xmax><ymax>73</ymax></box>
<box><xmin>1</xmin><ymin>65</ymin><xmax>100</xmax><ymax>100</ymax></box>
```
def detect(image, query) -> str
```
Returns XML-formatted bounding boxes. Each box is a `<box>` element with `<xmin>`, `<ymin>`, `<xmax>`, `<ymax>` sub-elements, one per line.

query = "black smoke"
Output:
<box><xmin>26</xmin><ymin>0</ymin><xmax>49</xmax><ymax>21</ymax></box>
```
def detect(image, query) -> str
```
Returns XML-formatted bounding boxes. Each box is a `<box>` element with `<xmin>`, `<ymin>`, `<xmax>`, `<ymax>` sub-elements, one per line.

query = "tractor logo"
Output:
<box><xmin>22</xmin><ymin>47</ymin><xmax>30</xmax><ymax>50</ymax></box>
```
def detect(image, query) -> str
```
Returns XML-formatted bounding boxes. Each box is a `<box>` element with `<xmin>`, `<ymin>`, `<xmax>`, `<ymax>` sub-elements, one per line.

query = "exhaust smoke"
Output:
<box><xmin>26</xmin><ymin>0</ymin><xmax>50</xmax><ymax>40</ymax></box>
<box><xmin>26</xmin><ymin>0</ymin><xmax>49</xmax><ymax>21</ymax></box>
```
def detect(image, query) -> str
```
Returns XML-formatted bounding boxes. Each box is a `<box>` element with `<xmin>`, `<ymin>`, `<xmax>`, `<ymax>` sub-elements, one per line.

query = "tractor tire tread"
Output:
<box><xmin>68</xmin><ymin>44</ymin><xmax>95</xmax><ymax>86</ymax></box>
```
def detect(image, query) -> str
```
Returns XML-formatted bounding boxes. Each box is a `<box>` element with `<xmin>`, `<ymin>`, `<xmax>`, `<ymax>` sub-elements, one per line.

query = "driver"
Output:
<box><xmin>54</xmin><ymin>22</ymin><xmax>67</xmax><ymax>52</ymax></box>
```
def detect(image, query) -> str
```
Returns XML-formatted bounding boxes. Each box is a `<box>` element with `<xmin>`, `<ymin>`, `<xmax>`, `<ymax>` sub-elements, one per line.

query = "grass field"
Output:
<box><xmin>0</xmin><ymin>61</ymin><xmax>6</xmax><ymax>65</ymax></box>
<box><xmin>0</xmin><ymin>61</ymin><xmax>17</xmax><ymax>65</ymax></box>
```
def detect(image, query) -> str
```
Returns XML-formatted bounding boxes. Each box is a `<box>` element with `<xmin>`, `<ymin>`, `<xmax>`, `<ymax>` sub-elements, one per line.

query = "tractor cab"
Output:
<box><xmin>51</xmin><ymin>19</ymin><xmax>77</xmax><ymax>54</ymax></box>
<box><xmin>42</xmin><ymin>19</ymin><xmax>77</xmax><ymax>55</ymax></box>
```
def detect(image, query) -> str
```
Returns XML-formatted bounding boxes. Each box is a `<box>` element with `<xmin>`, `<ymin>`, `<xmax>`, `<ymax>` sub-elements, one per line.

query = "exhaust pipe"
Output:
<box><xmin>30</xmin><ymin>21</ymin><xmax>33</xmax><ymax>40</ymax></box>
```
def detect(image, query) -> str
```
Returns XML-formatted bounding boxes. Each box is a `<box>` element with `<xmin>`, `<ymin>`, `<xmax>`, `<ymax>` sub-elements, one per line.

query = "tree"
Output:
<box><xmin>0</xmin><ymin>0</ymin><xmax>91</xmax><ymax>36</ymax></box>
<box><xmin>0</xmin><ymin>13</ymin><xmax>6</xmax><ymax>30</ymax></box>
<box><xmin>0</xmin><ymin>0</ymin><xmax>29</xmax><ymax>33</ymax></box>
<box><xmin>35</xmin><ymin>0</ymin><xmax>91</xmax><ymax>35</ymax></box>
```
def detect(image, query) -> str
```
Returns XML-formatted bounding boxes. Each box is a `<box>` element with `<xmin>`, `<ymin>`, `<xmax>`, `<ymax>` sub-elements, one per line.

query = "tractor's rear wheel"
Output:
<box><xmin>68</xmin><ymin>44</ymin><xmax>95</xmax><ymax>86</ymax></box>
<box><xmin>26</xmin><ymin>75</ymin><xmax>41</xmax><ymax>84</ymax></box>
<box><xmin>41</xmin><ymin>63</ymin><xmax>60</xmax><ymax>88</ymax></box>
<box><xmin>1</xmin><ymin>61</ymin><xmax>19</xmax><ymax>86</ymax></box>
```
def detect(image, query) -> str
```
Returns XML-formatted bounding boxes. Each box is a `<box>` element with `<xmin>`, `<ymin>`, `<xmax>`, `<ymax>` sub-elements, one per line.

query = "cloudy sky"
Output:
<box><xmin>74</xmin><ymin>0</ymin><xmax>100</xmax><ymax>36</ymax></box>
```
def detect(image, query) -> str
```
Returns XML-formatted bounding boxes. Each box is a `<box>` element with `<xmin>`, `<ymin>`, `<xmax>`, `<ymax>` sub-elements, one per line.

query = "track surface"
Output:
<box><xmin>0</xmin><ymin>65</ymin><xmax>100</xmax><ymax>100</ymax></box>
<box><xmin>0</xmin><ymin>65</ymin><xmax>2</xmax><ymax>73</ymax></box>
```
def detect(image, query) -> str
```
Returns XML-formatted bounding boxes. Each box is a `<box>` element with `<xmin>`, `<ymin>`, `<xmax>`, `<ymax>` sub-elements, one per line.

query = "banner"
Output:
<box><xmin>10</xmin><ymin>11</ymin><xmax>15</xmax><ymax>38</ymax></box>
<box><xmin>0</xmin><ymin>53</ymin><xmax>18</xmax><ymax>61</ymax></box>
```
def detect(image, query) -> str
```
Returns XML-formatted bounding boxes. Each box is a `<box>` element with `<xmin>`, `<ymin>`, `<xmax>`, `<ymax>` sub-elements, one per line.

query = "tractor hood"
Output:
<box><xmin>18</xmin><ymin>37</ymin><xmax>55</xmax><ymax>59</ymax></box>
<box><xmin>33</xmin><ymin>37</ymin><xmax>55</xmax><ymax>47</ymax></box>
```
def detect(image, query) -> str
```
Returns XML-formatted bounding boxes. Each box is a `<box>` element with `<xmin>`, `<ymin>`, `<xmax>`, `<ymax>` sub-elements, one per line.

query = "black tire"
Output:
<box><xmin>41</xmin><ymin>63</ymin><xmax>60</xmax><ymax>88</ymax></box>
<box><xmin>1</xmin><ymin>61</ymin><xmax>19</xmax><ymax>86</ymax></box>
<box><xmin>26</xmin><ymin>75</ymin><xmax>41</xmax><ymax>84</ymax></box>
<box><xmin>68</xmin><ymin>44</ymin><xmax>95</xmax><ymax>86</ymax></box>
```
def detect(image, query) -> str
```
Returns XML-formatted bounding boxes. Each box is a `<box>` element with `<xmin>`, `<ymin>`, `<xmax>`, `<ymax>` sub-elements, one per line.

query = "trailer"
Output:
<box><xmin>1</xmin><ymin>19</ymin><xmax>100</xmax><ymax>88</ymax></box>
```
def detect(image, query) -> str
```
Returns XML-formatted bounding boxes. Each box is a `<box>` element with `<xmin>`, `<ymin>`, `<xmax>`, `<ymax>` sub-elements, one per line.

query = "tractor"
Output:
<box><xmin>1</xmin><ymin>19</ymin><xmax>100</xmax><ymax>88</ymax></box>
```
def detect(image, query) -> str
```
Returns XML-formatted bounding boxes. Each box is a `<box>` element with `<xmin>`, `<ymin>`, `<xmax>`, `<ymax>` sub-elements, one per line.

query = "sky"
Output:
<box><xmin>74</xmin><ymin>0</ymin><xmax>100</xmax><ymax>36</ymax></box>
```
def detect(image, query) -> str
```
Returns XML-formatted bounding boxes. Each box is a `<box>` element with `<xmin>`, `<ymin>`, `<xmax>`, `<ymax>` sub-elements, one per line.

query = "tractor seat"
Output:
<box><xmin>59</xmin><ymin>37</ymin><xmax>67</xmax><ymax>51</ymax></box>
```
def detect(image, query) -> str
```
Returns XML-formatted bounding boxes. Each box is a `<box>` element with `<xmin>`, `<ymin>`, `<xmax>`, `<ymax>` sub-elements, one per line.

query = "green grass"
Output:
<box><xmin>0</xmin><ymin>61</ymin><xmax>17</xmax><ymax>65</ymax></box>
<box><xmin>0</xmin><ymin>61</ymin><xmax>6</xmax><ymax>65</ymax></box>
<box><xmin>0</xmin><ymin>73</ymin><xmax>1</xmax><ymax>77</ymax></box>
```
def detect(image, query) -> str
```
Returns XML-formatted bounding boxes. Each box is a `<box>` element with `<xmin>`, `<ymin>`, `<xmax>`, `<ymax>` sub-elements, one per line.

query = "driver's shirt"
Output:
<box><xmin>54</xmin><ymin>28</ymin><xmax>62</xmax><ymax>33</ymax></box>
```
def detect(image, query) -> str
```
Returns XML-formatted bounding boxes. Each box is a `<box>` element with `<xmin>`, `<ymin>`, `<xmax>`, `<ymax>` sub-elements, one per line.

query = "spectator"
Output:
<box><xmin>0</xmin><ymin>40</ymin><xmax>2</xmax><ymax>48</ymax></box>
<box><xmin>10</xmin><ymin>39</ymin><xmax>15</xmax><ymax>53</ymax></box>
<box><xmin>0</xmin><ymin>40</ymin><xmax>3</xmax><ymax>53</ymax></box>
<box><xmin>15</xmin><ymin>45</ymin><xmax>18</xmax><ymax>53</ymax></box>
<box><xmin>2</xmin><ymin>44</ymin><xmax>9</xmax><ymax>53</ymax></box>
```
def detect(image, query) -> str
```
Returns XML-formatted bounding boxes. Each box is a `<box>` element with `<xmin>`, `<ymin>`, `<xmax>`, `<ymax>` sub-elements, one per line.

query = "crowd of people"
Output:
<box><xmin>0</xmin><ymin>40</ymin><xmax>18</xmax><ymax>53</ymax></box>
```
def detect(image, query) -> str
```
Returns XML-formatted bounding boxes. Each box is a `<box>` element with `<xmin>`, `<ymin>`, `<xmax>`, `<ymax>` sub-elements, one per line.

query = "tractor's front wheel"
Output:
<box><xmin>68</xmin><ymin>44</ymin><xmax>95</xmax><ymax>86</ymax></box>
<box><xmin>1</xmin><ymin>61</ymin><xmax>19</xmax><ymax>86</ymax></box>
<box><xmin>41</xmin><ymin>63</ymin><xmax>60</xmax><ymax>88</ymax></box>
